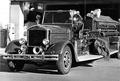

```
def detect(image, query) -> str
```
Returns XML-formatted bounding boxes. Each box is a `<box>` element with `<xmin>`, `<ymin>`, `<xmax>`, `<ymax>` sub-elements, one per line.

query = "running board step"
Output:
<box><xmin>77</xmin><ymin>55</ymin><xmax>103</xmax><ymax>62</ymax></box>
<box><xmin>110</xmin><ymin>50</ymin><xmax>118</xmax><ymax>55</ymax></box>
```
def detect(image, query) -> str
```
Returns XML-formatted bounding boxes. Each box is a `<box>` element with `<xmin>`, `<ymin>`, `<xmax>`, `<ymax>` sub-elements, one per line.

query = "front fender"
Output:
<box><xmin>46</xmin><ymin>41</ymin><xmax>73</xmax><ymax>55</ymax></box>
<box><xmin>5</xmin><ymin>40</ymin><xmax>21</xmax><ymax>53</ymax></box>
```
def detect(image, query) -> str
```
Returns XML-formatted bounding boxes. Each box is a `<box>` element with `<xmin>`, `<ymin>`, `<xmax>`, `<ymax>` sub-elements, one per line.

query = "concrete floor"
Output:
<box><xmin>0</xmin><ymin>57</ymin><xmax>120</xmax><ymax>81</ymax></box>
<box><xmin>0</xmin><ymin>48</ymin><xmax>120</xmax><ymax>81</ymax></box>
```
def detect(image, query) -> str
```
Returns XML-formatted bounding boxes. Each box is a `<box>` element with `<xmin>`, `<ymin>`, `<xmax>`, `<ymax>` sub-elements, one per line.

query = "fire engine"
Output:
<box><xmin>2</xmin><ymin>9</ymin><xmax>120</xmax><ymax>74</ymax></box>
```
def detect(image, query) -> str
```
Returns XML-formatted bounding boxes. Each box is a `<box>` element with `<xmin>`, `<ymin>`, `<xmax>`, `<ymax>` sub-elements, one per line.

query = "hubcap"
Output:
<box><xmin>63</xmin><ymin>51</ymin><xmax>71</xmax><ymax>69</ymax></box>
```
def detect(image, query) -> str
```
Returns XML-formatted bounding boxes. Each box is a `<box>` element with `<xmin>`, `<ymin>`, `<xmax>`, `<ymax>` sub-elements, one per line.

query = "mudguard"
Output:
<box><xmin>46</xmin><ymin>41</ymin><xmax>74</xmax><ymax>55</ymax></box>
<box><xmin>5</xmin><ymin>40</ymin><xmax>21</xmax><ymax>53</ymax></box>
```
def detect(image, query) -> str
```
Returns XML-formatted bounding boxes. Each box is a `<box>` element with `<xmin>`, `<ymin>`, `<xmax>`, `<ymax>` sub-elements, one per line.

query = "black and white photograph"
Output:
<box><xmin>0</xmin><ymin>0</ymin><xmax>120</xmax><ymax>81</ymax></box>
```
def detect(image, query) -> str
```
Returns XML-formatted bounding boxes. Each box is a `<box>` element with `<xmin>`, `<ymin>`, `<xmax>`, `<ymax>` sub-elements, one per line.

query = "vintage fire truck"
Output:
<box><xmin>2</xmin><ymin>10</ymin><xmax>120</xmax><ymax>74</ymax></box>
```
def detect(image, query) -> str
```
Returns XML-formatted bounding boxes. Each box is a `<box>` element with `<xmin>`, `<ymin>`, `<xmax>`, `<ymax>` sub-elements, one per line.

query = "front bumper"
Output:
<box><xmin>2</xmin><ymin>54</ymin><xmax>58</xmax><ymax>61</ymax></box>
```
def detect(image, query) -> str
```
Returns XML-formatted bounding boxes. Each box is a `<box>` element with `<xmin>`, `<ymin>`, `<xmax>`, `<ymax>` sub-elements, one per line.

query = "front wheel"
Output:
<box><xmin>57</xmin><ymin>46</ymin><xmax>72</xmax><ymax>74</ymax></box>
<box><xmin>7</xmin><ymin>60</ymin><xmax>25</xmax><ymax>72</ymax></box>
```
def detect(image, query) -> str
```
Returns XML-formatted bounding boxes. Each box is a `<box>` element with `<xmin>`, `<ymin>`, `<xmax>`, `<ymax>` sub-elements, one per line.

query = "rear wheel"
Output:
<box><xmin>57</xmin><ymin>46</ymin><xmax>72</xmax><ymax>74</ymax></box>
<box><xmin>7</xmin><ymin>60</ymin><xmax>25</xmax><ymax>72</ymax></box>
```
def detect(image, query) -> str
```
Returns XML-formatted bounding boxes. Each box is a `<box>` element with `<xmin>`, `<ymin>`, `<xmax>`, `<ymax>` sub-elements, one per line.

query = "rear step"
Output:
<box><xmin>77</xmin><ymin>55</ymin><xmax>103</xmax><ymax>62</ymax></box>
<box><xmin>109</xmin><ymin>50</ymin><xmax>118</xmax><ymax>55</ymax></box>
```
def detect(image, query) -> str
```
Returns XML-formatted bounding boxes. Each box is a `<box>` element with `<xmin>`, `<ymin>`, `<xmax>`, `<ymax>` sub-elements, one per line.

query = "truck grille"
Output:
<box><xmin>28</xmin><ymin>30</ymin><xmax>46</xmax><ymax>46</ymax></box>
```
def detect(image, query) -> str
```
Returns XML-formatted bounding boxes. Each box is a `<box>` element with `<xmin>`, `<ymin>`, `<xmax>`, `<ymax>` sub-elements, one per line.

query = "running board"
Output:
<box><xmin>110</xmin><ymin>50</ymin><xmax>118</xmax><ymax>55</ymax></box>
<box><xmin>77</xmin><ymin>55</ymin><xmax>103</xmax><ymax>62</ymax></box>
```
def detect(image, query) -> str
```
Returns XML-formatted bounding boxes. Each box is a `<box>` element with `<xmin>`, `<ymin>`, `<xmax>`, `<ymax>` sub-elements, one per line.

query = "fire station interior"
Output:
<box><xmin>23</xmin><ymin>2</ymin><xmax>119</xmax><ymax>25</ymax></box>
<box><xmin>23</xmin><ymin>2</ymin><xmax>119</xmax><ymax>34</ymax></box>
<box><xmin>10</xmin><ymin>1</ymin><xmax>120</xmax><ymax>41</ymax></box>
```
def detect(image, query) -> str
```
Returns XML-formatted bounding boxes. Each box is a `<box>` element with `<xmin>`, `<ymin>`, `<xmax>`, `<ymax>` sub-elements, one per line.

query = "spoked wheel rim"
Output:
<box><xmin>57</xmin><ymin>46</ymin><xmax>72</xmax><ymax>74</ymax></box>
<box><xmin>63</xmin><ymin>50</ymin><xmax>71</xmax><ymax>70</ymax></box>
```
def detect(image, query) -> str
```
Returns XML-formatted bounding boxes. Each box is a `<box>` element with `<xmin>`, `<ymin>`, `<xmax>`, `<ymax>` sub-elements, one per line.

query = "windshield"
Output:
<box><xmin>43</xmin><ymin>11</ymin><xmax>71</xmax><ymax>24</ymax></box>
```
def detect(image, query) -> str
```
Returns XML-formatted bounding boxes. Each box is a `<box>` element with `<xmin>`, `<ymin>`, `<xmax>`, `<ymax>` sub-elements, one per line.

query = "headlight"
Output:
<box><xmin>19</xmin><ymin>38</ymin><xmax>26</xmax><ymax>45</ymax></box>
<box><xmin>20</xmin><ymin>45</ymin><xmax>27</xmax><ymax>52</ymax></box>
<box><xmin>42</xmin><ymin>39</ymin><xmax>49</xmax><ymax>45</ymax></box>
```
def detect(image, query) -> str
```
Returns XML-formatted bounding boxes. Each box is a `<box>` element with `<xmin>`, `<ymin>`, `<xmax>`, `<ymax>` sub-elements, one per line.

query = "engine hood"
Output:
<box><xmin>28</xmin><ymin>24</ymin><xmax>68</xmax><ymax>33</ymax></box>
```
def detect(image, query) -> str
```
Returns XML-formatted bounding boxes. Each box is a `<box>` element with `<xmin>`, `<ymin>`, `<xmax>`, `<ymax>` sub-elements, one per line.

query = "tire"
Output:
<box><xmin>57</xmin><ymin>46</ymin><xmax>72</xmax><ymax>74</ymax></box>
<box><xmin>7</xmin><ymin>60</ymin><xmax>25</xmax><ymax>72</ymax></box>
